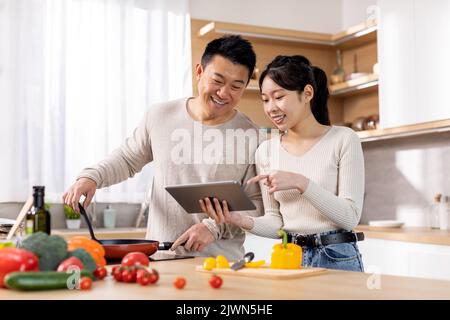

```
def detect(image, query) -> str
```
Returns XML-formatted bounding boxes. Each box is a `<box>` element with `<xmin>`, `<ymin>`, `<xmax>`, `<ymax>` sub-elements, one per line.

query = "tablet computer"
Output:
<box><xmin>165</xmin><ymin>180</ymin><xmax>256</xmax><ymax>214</ymax></box>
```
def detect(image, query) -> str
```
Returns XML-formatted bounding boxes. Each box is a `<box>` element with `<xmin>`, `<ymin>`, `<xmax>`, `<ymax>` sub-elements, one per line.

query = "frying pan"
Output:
<box><xmin>78</xmin><ymin>203</ymin><xmax>173</xmax><ymax>260</ymax></box>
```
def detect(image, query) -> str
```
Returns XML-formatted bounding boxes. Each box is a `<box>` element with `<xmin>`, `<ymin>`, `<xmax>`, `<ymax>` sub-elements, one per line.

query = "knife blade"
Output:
<box><xmin>231</xmin><ymin>252</ymin><xmax>255</xmax><ymax>271</ymax></box>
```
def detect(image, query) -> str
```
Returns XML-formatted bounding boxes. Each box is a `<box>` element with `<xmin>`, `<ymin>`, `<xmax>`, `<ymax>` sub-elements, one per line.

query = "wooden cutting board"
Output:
<box><xmin>195</xmin><ymin>265</ymin><xmax>327</xmax><ymax>280</ymax></box>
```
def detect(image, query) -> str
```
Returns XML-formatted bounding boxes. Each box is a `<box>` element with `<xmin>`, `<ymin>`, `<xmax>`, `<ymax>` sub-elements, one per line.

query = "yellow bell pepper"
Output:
<box><xmin>270</xmin><ymin>230</ymin><xmax>302</xmax><ymax>269</ymax></box>
<box><xmin>245</xmin><ymin>260</ymin><xmax>266</xmax><ymax>268</ymax></box>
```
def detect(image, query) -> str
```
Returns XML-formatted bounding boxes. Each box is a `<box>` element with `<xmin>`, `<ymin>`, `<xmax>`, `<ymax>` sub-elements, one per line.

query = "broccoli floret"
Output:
<box><xmin>68</xmin><ymin>248</ymin><xmax>97</xmax><ymax>272</ymax></box>
<box><xmin>20</xmin><ymin>232</ymin><xmax>68</xmax><ymax>271</ymax></box>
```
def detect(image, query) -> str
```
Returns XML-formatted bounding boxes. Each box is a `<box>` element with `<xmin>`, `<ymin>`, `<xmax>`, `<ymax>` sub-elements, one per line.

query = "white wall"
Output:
<box><xmin>189</xmin><ymin>0</ymin><xmax>343</xmax><ymax>33</ymax></box>
<box><xmin>341</xmin><ymin>0</ymin><xmax>377</xmax><ymax>30</ymax></box>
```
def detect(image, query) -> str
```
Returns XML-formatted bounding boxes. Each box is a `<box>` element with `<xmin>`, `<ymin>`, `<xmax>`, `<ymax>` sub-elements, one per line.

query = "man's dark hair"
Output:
<box><xmin>201</xmin><ymin>35</ymin><xmax>256</xmax><ymax>83</ymax></box>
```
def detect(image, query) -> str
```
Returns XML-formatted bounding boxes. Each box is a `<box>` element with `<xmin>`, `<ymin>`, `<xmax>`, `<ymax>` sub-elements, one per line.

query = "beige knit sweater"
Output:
<box><xmin>78</xmin><ymin>97</ymin><xmax>264</xmax><ymax>260</ymax></box>
<box><xmin>251</xmin><ymin>126</ymin><xmax>365</xmax><ymax>238</ymax></box>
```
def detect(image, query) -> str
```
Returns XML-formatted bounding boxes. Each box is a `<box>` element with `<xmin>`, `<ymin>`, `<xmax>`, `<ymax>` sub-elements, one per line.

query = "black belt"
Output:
<box><xmin>287</xmin><ymin>231</ymin><xmax>364</xmax><ymax>248</ymax></box>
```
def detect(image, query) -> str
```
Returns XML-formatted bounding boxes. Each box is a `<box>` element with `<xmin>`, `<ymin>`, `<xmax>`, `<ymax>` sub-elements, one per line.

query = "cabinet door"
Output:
<box><xmin>358</xmin><ymin>238</ymin><xmax>409</xmax><ymax>276</ymax></box>
<box><xmin>378</xmin><ymin>0</ymin><xmax>450</xmax><ymax>128</ymax></box>
<box><xmin>359</xmin><ymin>238</ymin><xmax>450</xmax><ymax>280</ymax></box>
<box><xmin>408</xmin><ymin>244</ymin><xmax>450</xmax><ymax>280</ymax></box>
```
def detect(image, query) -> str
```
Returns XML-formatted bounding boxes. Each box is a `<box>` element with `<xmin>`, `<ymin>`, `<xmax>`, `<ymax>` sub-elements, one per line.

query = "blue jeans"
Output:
<box><xmin>300</xmin><ymin>230</ymin><xmax>364</xmax><ymax>272</ymax></box>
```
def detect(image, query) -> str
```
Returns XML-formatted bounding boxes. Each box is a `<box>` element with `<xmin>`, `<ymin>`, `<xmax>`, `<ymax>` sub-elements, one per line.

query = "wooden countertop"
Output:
<box><xmin>355</xmin><ymin>225</ymin><xmax>450</xmax><ymax>246</ymax></box>
<box><xmin>52</xmin><ymin>228</ymin><xmax>147</xmax><ymax>240</ymax></box>
<box><xmin>1</xmin><ymin>257</ymin><xmax>450</xmax><ymax>300</ymax></box>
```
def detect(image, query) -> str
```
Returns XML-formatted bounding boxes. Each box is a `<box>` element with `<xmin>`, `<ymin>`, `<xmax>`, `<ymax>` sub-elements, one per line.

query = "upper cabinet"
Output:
<box><xmin>191</xmin><ymin>18</ymin><xmax>379</xmax><ymax>132</ymax></box>
<box><xmin>378</xmin><ymin>0</ymin><xmax>450</xmax><ymax>128</ymax></box>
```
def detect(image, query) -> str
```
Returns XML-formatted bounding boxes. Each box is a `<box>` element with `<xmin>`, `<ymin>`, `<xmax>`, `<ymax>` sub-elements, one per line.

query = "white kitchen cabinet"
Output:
<box><xmin>358</xmin><ymin>238</ymin><xmax>450</xmax><ymax>280</ymax></box>
<box><xmin>245</xmin><ymin>233</ymin><xmax>450</xmax><ymax>281</ymax></box>
<box><xmin>357</xmin><ymin>238</ymin><xmax>409</xmax><ymax>277</ymax></box>
<box><xmin>378</xmin><ymin>0</ymin><xmax>450</xmax><ymax>128</ymax></box>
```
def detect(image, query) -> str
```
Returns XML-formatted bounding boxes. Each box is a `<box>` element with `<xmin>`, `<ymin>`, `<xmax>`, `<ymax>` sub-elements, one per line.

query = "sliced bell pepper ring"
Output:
<box><xmin>270</xmin><ymin>230</ymin><xmax>302</xmax><ymax>269</ymax></box>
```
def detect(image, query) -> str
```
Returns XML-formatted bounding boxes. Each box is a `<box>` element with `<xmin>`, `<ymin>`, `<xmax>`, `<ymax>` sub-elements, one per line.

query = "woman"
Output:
<box><xmin>200</xmin><ymin>55</ymin><xmax>365</xmax><ymax>272</ymax></box>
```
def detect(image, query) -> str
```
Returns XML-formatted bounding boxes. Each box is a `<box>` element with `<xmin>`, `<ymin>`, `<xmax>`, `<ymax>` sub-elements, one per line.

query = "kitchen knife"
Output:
<box><xmin>231</xmin><ymin>252</ymin><xmax>254</xmax><ymax>271</ymax></box>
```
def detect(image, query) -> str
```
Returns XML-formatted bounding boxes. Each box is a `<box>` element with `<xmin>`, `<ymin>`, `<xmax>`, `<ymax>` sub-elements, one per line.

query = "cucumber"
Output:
<box><xmin>5</xmin><ymin>271</ymin><xmax>95</xmax><ymax>291</ymax></box>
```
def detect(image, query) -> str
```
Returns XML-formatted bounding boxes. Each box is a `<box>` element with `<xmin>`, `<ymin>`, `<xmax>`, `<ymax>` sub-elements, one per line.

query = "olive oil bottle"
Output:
<box><xmin>25</xmin><ymin>186</ymin><xmax>51</xmax><ymax>235</ymax></box>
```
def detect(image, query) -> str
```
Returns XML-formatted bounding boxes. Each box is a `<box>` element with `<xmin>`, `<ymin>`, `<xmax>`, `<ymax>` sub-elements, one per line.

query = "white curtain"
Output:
<box><xmin>0</xmin><ymin>0</ymin><xmax>192</xmax><ymax>203</ymax></box>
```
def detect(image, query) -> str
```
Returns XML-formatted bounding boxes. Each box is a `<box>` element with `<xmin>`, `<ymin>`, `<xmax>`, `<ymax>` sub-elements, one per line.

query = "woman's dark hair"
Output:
<box><xmin>201</xmin><ymin>35</ymin><xmax>256</xmax><ymax>83</ymax></box>
<box><xmin>258</xmin><ymin>55</ymin><xmax>330</xmax><ymax>125</ymax></box>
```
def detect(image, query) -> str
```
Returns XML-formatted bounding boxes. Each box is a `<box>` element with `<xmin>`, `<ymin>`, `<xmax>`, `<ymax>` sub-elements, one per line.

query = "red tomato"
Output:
<box><xmin>121</xmin><ymin>252</ymin><xmax>150</xmax><ymax>267</ymax></box>
<box><xmin>113</xmin><ymin>269</ymin><xmax>123</xmax><ymax>282</ymax></box>
<box><xmin>121</xmin><ymin>269</ymin><xmax>135</xmax><ymax>283</ymax></box>
<box><xmin>57</xmin><ymin>257</ymin><xmax>84</xmax><ymax>272</ymax></box>
<box><xmin>80</xmin><ymin>277</ymin><xmax>92</xmax><ymax>290</ymax></box>
<box><xmin>173</xmin><ymin>276</ymin><xmax>186</xmax><ymax>289</ymax></box>
<box><xmin>136</xmin><ymin>269</ymin><xmax>149</xmax><ymax>280</ymax></box>
<box><xmin>111</xmin><ymin>266</ymin><xmax>119</xmax><ymax>275</ymax></box>
<box><xmin>93</xmin><ymin>267</ymin><xmax>107</xmax><ymax>280</ymax></box>
<box><xmin>138</xmin><ymin>276</ymin><xmax>151</xmax><ymax>286</ymax></box>
<box><xmin>148</xmin><ymin>269</ymin><xmax>159</xmax><ymax>284</ymax></box>
<box><xmin>209</xmin><ymin>275</ymin><xmax>223</xmax><ymax>289</ymax></box>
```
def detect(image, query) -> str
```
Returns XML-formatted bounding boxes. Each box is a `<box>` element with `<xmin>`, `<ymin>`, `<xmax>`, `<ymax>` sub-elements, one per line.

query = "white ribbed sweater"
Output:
<box><xmin>251</xmin><ymin>126</ymin><xmax>365</xmax><ymax>238</ymax></box>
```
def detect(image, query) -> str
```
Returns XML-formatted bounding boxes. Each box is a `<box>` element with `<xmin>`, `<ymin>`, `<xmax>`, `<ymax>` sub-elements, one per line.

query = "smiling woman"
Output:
<box><xmin>0</xmin><ymin>0</ymin><xmax>192</xmax><ymax>203</ymax></box>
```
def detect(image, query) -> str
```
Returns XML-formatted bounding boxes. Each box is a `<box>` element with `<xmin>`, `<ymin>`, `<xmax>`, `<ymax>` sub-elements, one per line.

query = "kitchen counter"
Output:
<box><xmin>1</xmin><ymin>257</ymin><xmax>450</xmax><ymax>300</ymax></box>
<box><xmin>355</xmin><ymin>225</ymin><xmax>450</xmax><ymax>246</ymax></box>
<box><xmin>52</xmin><ymin>228</ymin><xmax>147</xmax><ymax>240</ymax></box>
<box><xmin>51</xmin><ymin>225</ymin><xmax>450</xmax><ymax>245</ymax></box>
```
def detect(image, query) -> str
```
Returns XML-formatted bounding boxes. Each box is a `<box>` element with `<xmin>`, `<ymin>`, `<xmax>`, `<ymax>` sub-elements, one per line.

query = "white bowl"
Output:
<box><xmin>0</xmin><ymin>218</ymin><xmax>16</xmax><ymax>225</ymax></box>
<box><xmin>368</xmin><ymin>220</ymin><xmax>404</xmax><ymax>228</ymax></box>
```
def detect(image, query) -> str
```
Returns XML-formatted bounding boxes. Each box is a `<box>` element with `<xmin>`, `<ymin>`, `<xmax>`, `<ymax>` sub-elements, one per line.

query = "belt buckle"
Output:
<box><xmin>313</xmin><ymin>234</ymin><xmax>322</xmax><ymax>247</ymax></box>
<box><xmin>294</xmin><ymin>234</ymin><xmax>308</xmax><ymax>247</ymax></box>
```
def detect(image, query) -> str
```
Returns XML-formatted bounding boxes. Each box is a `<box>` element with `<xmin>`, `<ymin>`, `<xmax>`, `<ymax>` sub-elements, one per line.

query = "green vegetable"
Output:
<box><xmin>68</xmin><ymin>248</ymin><xmax>97</xmax><ymax>272</ymax></box>
<box><xmin>5</xmin><ymin>271</ymin><xmax>95</xmax><ymax>291</ymax></box>
<box><xmin>20</xmin><ymin>232</ymin><xmax>68</xmax><ymax>271</ymax></box>
<box><xmin>64</xmin><ymin>204</ymin><xmax>80</xmax><ymax>220</ymax></box>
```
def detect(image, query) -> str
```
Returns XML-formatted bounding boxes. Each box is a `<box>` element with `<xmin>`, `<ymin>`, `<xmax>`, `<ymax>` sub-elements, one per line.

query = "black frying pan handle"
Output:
<box><xmin>158</xmin><ymin>241</ymin><xmax>187</xmax><ymax>250</ymax></box>
<box><xmin>78</xmin><ymin>203</ymin><xmax>99</xmax><ymax>242</ymax></box>
<box><xmin>158</xmin><ymin>242</ymin><xmax>175</xmax><ymax>250</ymax></box>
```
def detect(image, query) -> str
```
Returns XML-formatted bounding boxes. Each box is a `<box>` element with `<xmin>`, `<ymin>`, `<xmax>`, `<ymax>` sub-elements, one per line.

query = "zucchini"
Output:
<box><xmin>5</xmin><ymin>271</ymin><xmax>95</xmax><ymax>291</ymax></box>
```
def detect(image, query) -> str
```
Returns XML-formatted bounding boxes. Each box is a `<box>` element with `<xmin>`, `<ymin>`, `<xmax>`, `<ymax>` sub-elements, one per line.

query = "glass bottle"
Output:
<box><xmin>439</xmin><ymin>195</ymin><xmax>450</xmax><ymax>231</ymax></box>
<box><xmin>428</xmin><ymin>193</ymin><xmax>441</xmax><ymax>229</ymax></box>
<box><xmin>103</xmin><ymin>205</ymin><xmax>116</xmax><ymax>229</ymax></box>
<box><xmin>331</xmin><ymin>49</ymin><xmax>345</xmax><ymax>84</ymax></box>
<box><xmin>25</xmin><ymin>186</ymin><xmax>51</xmax><ymax>235</ymax></box>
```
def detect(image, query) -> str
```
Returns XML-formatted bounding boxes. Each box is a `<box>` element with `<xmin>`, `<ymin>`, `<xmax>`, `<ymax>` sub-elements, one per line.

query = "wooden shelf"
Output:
<box><xmin>198</xmin><ymin>19</ymin><xmax>377</xmax><ymax>49</ymax></box>
<box><xmin>246</xmin><ymin>79</ymin><xmax>259</xmax><ymax>91</ymax></box>
<box><xmin>248</xmin><ymin>73</ymin><xmax>379</xmax><ymax>95</ymax></box>
<box><xmin>331</xmin><ymin>19</ymin><xmax>378</xmax><ymax>49</ymax></box>
<box><xmin>356</xmin><ymin>118</ymin><xmax>450</xmax><ymax>142</ymax></box>
<box><xmin>329</xmin><ymin>73</ymin><xmax>378</xmax><ymax>97</ymax></box>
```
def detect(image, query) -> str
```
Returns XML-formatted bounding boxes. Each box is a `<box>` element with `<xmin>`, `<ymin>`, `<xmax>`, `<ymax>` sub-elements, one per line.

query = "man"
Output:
<box><xmin>63</xmin><ymin>35</ymin><xmax>264</xmax><ymax>259</ymax></box>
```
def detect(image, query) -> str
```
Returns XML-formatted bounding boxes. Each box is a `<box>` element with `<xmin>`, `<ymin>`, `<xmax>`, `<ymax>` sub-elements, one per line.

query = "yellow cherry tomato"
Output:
<box><xmin>216</xmin><ymin>255</ymin><xmax>230</xmax><ymax>268</ymax></box>
<box><xmin>203</xmin><ymin>257</ymin><xmax>216</xmax><ymax>271</ymax></box>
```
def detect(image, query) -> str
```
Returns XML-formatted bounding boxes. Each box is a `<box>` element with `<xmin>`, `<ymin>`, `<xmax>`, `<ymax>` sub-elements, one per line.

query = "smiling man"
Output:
<box><xmin>63</xmin><ymin>35</ymin><xmax>264</xmax><ymax>260</ymax></box>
